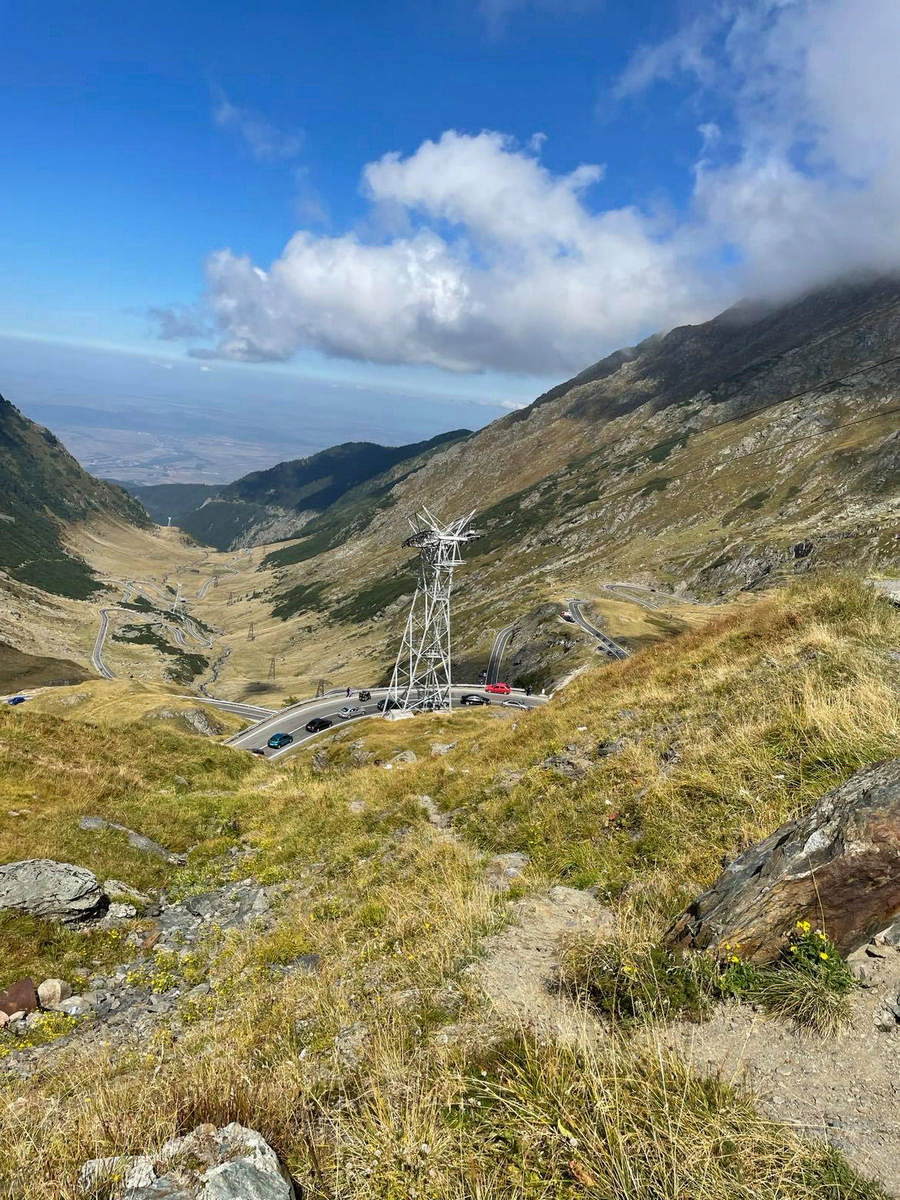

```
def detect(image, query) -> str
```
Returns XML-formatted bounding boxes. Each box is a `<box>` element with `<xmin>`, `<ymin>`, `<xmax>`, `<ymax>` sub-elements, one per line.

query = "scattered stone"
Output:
<box><xmin>0</xmin><ymin>978</ymin><xmax>38</xmax><ymax>1016</ymax></box>
<box><xmin>0</xmin><ymin>1012</ymin><xmax>8</xmax><ymax>1028</ymax></box>
<box><xmin>542</xmin><ymin>744</ymin><xmax>592</xmax><ymax>780</ymax></box>
<box><xmin>430</xmin><ymin>741</ymin><xmax>456</xmax><ymax>757</ymax></box>
<box><xmin>496</xmin><ymin>769</ymin><xmax>523</xmax><ymax>791</ymax></box>
<box><xmin>77</xmin><ymin>1122</ymin><xmax>298</xmax><ymax>1199</ymax></box>
<box><xmin>103</xmin><ymin>879</ymin><xmax>151</xmax><ymax>906</ymax></box>
<box><xmin>418</xmin><ymin>795</ymin><xmax>452</xmax><ymax>830</ymax></box>
<box><xmin>104</xmin><ymin>902</ymin><xmax>138</xmax><ymax>921</ymax></box>
<box><xmin>78</xmin><ymin>816</ymin><xmax>186</xmax><ymax>865</ymax></box>
<box><xmin>485</xmin><ymin>852</ymin><xmax>529</xmax><ymax>892</ymax></box>
<box><xmin>392</xmin><ymin>749</ymin><xmax>417</xmax><ymax>764</ymax></box>
<box><xmin>334</xmin><ymin>1021</ymin><xmax>369</xmax><ymax>1070</ymax></box>
<box><xmin>668</xmin><ymin>757</ymin><xmax>900</xmax><ymax>963</ymax></box>
<box><xmin>347</xmin><ymin>799</ymin><xmax>365</xmax><ymax>815</ymax></box>
<box><xmin>0</xmin><ymin>860</ymin><xmax>107</xmax><ymax>923</ymax></box>
<box><xmin>311</xmin><ymin>749</ymin><xmax>330</xmax><ymax>772</ymax></box>
<box><xmin>37</xmin><ymin>979</ymin><xmax>71</xmax><ymax>1008</ymax></box>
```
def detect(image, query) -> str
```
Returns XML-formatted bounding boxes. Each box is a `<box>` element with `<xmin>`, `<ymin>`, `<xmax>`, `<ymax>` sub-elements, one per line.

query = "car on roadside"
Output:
<box><xmin>502</xmin><ymin>700</ymin><xmax>528</xmax><ymax>710</ymax></box>
<box><xmin>376</xmin><ymin>698</ymin><xmax>402</xmax><ymax>712</ymax></box>
<box><xmin>485</xmin><ymin>682</ymin><xmax>511</xmax><ymax>694</ymax></box>
<box><xmin>305</xmin><ymin>717</ymin><xmax>333</xmax><ymax>733</ymax></box>
<box><xmin>6</xmin><ymin>696</ymin><xmax>27</xmax><ymax>706</ymax></box>
<box><xmin>460</xmin><ymin>693</ymin><xmax>490</xmax><ymax>706</ymax></box>
<box><xmin>266</xmin><ymin>732</ymin><xmax>294</xmax><ymax>749</ymax></box>
<box><xmin>249</xmin><ymin>747</ymin><xmax>266</xmax><ymax>756</ymax></box>
<box><xmin>338</xmin><ymin>705</ymin><xmax>364</xmax><ymax>719</ymax></box>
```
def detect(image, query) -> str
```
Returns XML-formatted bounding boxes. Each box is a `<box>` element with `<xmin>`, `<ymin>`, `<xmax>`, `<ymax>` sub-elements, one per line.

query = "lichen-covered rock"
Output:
<box><xmin>0</xmin><ymin>860</ymin><xmax>106</xmax><ymax>923</ymax></box>
<box><xmin>668</xmin><ymin>758</ymin><xmax>900</xmax><ymax>963</ymax></box>
<box><xmin>78</xmin><ymin>1122</ymin><xmax>299</xmax><ymax>1198</ymax></box>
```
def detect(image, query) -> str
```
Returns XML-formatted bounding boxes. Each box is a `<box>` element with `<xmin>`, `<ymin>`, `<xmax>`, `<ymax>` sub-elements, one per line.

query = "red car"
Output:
<box><xmin>485</xmin><ymin>682</ymin><xmax>511</xmax><ymax>695</ymax></box>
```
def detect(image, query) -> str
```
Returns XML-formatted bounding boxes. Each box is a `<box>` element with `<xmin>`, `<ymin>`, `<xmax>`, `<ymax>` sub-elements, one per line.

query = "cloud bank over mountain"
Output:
<box><xmin>160</xmin><ymin>0</ymin><xmax>900</xmax><ymax>375</ymax></box>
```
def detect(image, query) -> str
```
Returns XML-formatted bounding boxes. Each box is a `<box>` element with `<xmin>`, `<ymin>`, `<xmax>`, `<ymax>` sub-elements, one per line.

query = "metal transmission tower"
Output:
<box><xmin>388</xmin><ymin>508</ymin><xmax>480</xmax><ymax>713</ymax></box>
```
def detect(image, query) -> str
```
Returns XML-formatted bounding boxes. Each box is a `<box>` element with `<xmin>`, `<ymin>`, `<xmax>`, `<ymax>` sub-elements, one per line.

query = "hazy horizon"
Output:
<box><xmin>0</xmin><ymin>335</ymin><xmax>507</xmax><ymax>485</ymax></box>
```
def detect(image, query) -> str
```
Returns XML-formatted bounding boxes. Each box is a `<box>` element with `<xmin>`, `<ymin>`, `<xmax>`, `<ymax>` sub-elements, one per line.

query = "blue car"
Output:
<box><xmin>6</xmin><ymin>696</ymin><xmax>26</xmax><ymax>706</ymax></box>
<box><xmin>266</xmin><ymin>732</ymin><xmax>294</xmax><ymax>750</ymax></box>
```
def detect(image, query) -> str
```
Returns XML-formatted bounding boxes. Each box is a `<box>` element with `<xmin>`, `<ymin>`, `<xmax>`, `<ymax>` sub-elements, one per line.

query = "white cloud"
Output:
<box><xmin>195</xmin><ymin>130</ymin><xmax>711</xmax><ymax>374</ymax></box>
<box><xmin>212</xmin><ymin>88</ymin><xmax>303</xmax><ymax>161</ymax></box>
<box><xmin>166</xmin><ymin>2</ymin><xmax>900</xmax><ymax>378</ymax></box>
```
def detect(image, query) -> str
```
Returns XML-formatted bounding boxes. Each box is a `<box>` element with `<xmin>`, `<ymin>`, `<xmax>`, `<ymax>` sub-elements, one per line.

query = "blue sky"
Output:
<box><xmin>2</xmin><ymin>0</ymin><xmax>898</xmax><ymax>473</ymax></box>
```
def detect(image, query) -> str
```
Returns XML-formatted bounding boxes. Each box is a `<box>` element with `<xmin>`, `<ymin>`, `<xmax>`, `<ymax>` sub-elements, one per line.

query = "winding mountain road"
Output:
<box><xmin>486</xmin><ymin>623</ymin><xmax>517</xmax><ymax>685</ymax></box>
<box><xmin>228</xmin><ymin>685</ymin><xmax>546</xmax><ymax>760</ymax></box>
<box><xmin>567</xmin><ymin>598</ymin><xmax>629</xmax><ymax>660</ymax></box>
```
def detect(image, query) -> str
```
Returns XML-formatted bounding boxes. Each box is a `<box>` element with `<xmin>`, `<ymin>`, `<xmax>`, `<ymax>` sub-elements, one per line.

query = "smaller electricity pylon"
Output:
<box><xmin>387</xmin><ymin>508</ymin><xmax>480</xmax><ymax>713</ymax></box>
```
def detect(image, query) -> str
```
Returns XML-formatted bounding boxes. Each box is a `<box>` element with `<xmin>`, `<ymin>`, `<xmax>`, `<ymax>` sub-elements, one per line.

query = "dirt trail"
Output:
<box><xmin>665</xmin><ymin>945</ymin><xmax>900</xmax><ymax>1196</ymax></box>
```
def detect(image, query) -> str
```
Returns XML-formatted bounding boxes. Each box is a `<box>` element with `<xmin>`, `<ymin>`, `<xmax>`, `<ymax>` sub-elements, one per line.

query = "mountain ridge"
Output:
<box><xmin>0</xmin><ymin>394</ymin><xmax>150</xmax><ymax>598</ymax></box>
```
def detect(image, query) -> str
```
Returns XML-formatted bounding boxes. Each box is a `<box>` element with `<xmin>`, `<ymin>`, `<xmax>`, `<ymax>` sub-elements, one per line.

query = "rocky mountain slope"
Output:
<box><xmin>258</xmin><ymin>275</ymin><xmax>900</xmax><ymax>673</ymax></box>
<box><xmin>124</xmin><ymin>430</ymin><xmax>471</xmax><ymax>551</ymax></box>
<box><xmin>0</xmin><ymin>394</ymin><xmax>150</xmax><ymax>598</ymax></box>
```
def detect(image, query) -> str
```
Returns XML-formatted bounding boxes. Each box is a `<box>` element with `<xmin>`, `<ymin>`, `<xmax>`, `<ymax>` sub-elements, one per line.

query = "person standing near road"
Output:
<box><xmin>346</xmin><ymin>686</ymin><xmax>352</xmax><ymax>697</ymax></box>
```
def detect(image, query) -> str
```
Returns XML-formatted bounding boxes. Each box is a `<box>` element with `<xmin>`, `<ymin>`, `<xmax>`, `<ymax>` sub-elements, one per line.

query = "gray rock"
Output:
<box><xmin>430</xmin><ymin>741</ymin><xmax>456</xmax><ymax>757</ymax></box>
<box><xmin>485</xmin><ymin>852</ymin><xmax>529</xmax><ymax>892</ymax></box>
<box><xmin>392</xmin><ymin>749</ymin><xmax>417</xmax><ymax>764</ymax></box>
<box><xmin>105</xmin><ymin>902</ymin><xmax>138</xmax><ymax>921</ymax></box>
<box><xmin>78</xmin><ymin>1123</ymin><xmax>298</xmax><ymax>1199</ymax></box>
<box><xmin>0</xmin><ymin>860</ymin><xmax>106</xmax><ymax>923</ymax></box>
<box><xmin>78</xmin><ymin>816</ymin><xmax>186</xmax><ymax>865</ymax></box>
<box><xmin>104</xmin><ymin>879</ymin><xmax>152</xmax><ymax>905</ymax></box>
<box><xmin>669</xmin><ymin>758</ymin><xmax>900</xmax><ymax>963</ymax></box>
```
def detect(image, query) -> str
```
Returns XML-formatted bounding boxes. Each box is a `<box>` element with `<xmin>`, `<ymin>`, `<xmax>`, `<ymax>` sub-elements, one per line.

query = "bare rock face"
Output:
<box><xmin>668</xmin><ymin>758</ymin><xmax>900</xmax><ymax>964</ymax></box>
<box><xmin>78</xmin><ymin>1122</ymin><xmax>299</xmax><ymax>1199</ymax></box>
<box><xmin>0</xmin><ymin>860</ymin><xmax>106</xmax><ymax>923</ymax></box>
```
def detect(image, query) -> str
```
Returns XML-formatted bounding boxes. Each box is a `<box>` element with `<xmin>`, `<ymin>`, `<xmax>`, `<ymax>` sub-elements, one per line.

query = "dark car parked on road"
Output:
<box><xmin>6</xmin><ymin>696</ymin><xmax>27</xmax><ymax>706</ymax></box>
<box><xmin>460</xmin><ymin>694</ymin><xmax>490</xmax><ymax>706</ymax></box>
<box><xmin>267</xmin><ymin>732</ymin><xmax>294</xmax><ymax>749</ymax></box>
<box><xmin>376</xmin><ymin>698</ymin><xmax>402</xmax><ymax>711</ymax></box>
<box><xmin>305</xmin><ymin>716</ymin><xmax>333</xmax><ymax>733</ymax></box>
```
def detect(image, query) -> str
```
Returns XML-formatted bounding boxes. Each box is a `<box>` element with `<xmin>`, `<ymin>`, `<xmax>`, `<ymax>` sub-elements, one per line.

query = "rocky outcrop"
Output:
<box><xmin>78</xmin><ymin>816</ymin><xmax>186</xmax><ymax>864</ymax></box>
<box><xmin>0</xmin><ymin>860</ymin><xmax>107</xmax><ymax>923</ymax></box>
<box><xmin>668</xmin><ymin>759</ymin><xmax>900</xmax><ymax>963</ymax></box>
<box><xmin>78</xmin><ymin>1122</ymin><xmax>299</xmax><ymax>1198</ymax></box>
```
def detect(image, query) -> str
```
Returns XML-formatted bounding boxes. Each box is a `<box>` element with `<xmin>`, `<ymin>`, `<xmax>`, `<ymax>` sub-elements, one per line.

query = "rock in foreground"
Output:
<box><xmin>0</xmin><ymin>860</ymin><xmax>106</xmax><ymax>923</ymax></box>
<box><xmin>668</xmin><ymin>758</ymin><xmax>900</xmax><ymax>963</ymax></box>
<box><xmin>78</xmin><ymin>1122</ymin><xmax>298</xmax><ymax>1199</ymax></box>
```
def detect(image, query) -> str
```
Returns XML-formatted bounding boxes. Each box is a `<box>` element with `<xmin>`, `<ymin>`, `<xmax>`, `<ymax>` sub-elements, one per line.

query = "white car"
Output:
<box><xmin>502</xmin><ymin>699</ymin><xmax>528</xmax><ymax>710</ymax></box>
<box><xmin>338</xmin><ymin>704</ymin><xmax>364</xmax><ymax>719</ymax></box>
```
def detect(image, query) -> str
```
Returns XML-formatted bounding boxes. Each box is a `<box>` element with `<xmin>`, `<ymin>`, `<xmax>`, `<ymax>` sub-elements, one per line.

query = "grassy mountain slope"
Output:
<box><xmin>151</xmin><ymin>430</ymin><xmax>471</xmax><ymax>551</ymax></box>
<box><xmin>258</xmin><ymin>276</ymin><xmax>900</xmax><ymax>681</ymax></box>
<box><xmin>0</xmin><ymin>575</ymin><xmax>893</xmax><ymax>1196</ymax></box>
<box><xmin>0</xmin><ymin>395</ymin><xmax>150</xmax><ymax>597</ymax></box>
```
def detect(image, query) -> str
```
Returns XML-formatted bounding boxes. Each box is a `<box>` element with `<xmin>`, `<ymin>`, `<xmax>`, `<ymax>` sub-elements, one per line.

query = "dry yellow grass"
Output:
<box><xmin>0</xmin><ymin>574</ymin><xmax>895</xmax><ymax>1197</ymax></box>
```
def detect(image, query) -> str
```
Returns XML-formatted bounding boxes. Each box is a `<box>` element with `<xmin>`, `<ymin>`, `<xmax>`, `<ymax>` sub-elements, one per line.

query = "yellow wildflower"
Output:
<box><xmin>796</xmin><ymin>920</ymin><xmax>811</xmax><ymax>933</ymax></box>
<box><xmin>729</xmin><ymin>955</ymin><xmax>740</xmax><ymax>964</ymax></box>
<box><xmin>819</xmin><ymin>951</ymin><xmax>829</xmax><ymax>961</ymax></box>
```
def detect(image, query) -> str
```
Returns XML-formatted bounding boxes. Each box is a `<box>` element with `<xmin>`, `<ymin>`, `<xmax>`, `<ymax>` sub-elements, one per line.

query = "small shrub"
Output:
<box><xmin>560</xmin><ymin>935</ymin><xmax>710</xmax><ymax>1023</ymax></box>
<box><xmin>754</xmin><ymin>922</ymin><xmax>857</xmax><ymax>1034</ymax></box>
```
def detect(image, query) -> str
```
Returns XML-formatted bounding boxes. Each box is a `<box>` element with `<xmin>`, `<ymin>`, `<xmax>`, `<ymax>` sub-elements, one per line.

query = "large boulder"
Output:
<box><xmin>78</xmin><ymin>1123</ymin><xmax>299</xmax><ymax>1199</ymax></box>
<box><xmin>0</xmin><ymin>860</ymin><xmax>106</xmax><ymax>923</ymax></box>
<box><xmin>668</xmin><ymin>758</ymin><xmax>900</xmax><ymax>964</ymax></box>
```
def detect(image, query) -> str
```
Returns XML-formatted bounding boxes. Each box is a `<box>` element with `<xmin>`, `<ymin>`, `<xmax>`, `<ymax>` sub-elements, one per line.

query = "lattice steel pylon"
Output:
<box><xmin>387</xmin><ymin>508</ymin><xmax>480</xmax><ymax>713</ymax></box>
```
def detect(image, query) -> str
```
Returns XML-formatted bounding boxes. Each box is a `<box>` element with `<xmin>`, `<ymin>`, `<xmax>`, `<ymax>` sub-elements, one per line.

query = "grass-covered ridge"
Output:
<box><xmin>0</xmin><ymin>575</ymin><xmax>896</xmax><ymax>1197</ymax></box>
<box><xmin>0</xmin><ymin>394</ymin><xmax>150</xmax><ymax>597</ymax></box>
